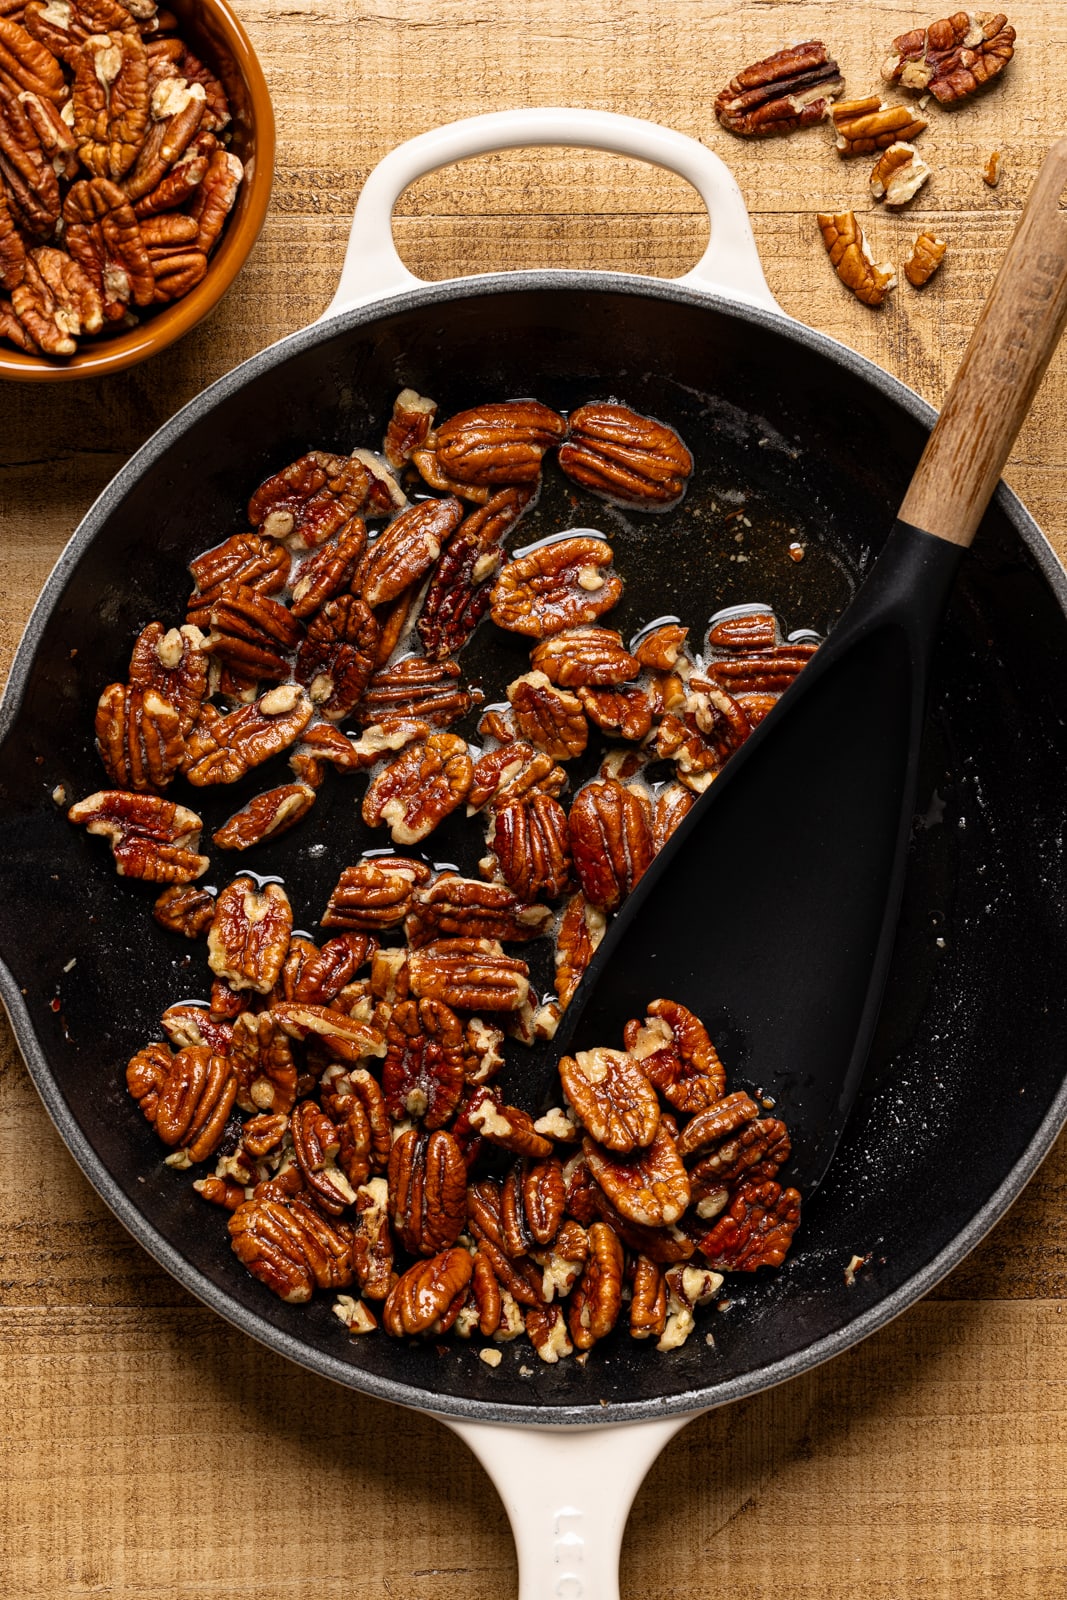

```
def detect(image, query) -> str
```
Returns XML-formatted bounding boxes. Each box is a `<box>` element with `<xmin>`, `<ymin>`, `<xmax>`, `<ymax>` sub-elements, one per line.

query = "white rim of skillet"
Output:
<box><xmin>3</xmin><ymin>269</ymin><xmax>1067</xmax><ymax>1426</ymax></box>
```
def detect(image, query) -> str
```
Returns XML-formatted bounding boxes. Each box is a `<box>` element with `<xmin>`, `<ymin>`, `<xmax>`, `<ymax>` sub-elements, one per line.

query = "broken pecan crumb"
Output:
<box><xmin>904</xmin><ymin>232</ymin><xmax>947</xmax><ymax>287</ymax></box>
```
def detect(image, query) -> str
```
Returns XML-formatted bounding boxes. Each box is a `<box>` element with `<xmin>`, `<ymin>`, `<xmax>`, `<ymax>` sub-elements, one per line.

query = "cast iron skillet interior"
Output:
<box><xmin>2</xmin><ymin>276</ymin><xmax>1067</xmax><ymax>1424</ymax></box>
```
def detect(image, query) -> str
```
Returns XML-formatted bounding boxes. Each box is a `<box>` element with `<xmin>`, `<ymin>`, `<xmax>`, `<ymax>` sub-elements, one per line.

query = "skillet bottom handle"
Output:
<box><xmin>445</xmin><ymin>1412</ymin><xmax>698</xmax><ymax>1599</ymax></box>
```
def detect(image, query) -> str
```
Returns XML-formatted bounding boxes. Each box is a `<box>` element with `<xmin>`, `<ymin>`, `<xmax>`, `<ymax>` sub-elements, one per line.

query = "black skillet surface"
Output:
<box><xmin>2</xmin><ymin>275</ymin><xmax>1067</xmax><ymax>1424</ymax></box>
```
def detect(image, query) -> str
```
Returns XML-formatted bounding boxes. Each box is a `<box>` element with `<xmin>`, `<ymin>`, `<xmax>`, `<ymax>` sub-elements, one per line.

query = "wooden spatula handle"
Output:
<box><xmin>898</xmin><ymin>137</ymin><xmax>1067</xmax><ymax>548</ymax></box>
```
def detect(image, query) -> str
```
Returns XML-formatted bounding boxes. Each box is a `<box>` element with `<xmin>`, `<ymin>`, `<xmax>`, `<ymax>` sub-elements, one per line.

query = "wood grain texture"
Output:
<box><xmin>3</xmin><ymin>2</ymin><xmax>1067</xmax><ymax>1595</ymax></box>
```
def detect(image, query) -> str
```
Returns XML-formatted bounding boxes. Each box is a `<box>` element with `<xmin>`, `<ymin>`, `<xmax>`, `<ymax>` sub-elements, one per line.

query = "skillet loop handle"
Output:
<box><xmin>323</xmin><ymin>108</ymin><xmax>780</xmax><ymax>318</ymax></box>
<box><xmin>445</xmin><ymin>1412</ymin><xmax>694</xmax><ymax>1600</ymax></box>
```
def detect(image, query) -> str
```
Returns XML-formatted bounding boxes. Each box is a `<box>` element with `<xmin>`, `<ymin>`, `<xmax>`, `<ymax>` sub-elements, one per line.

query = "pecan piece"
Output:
<box><xmin>388</xmin><ymin>1127</ymin><xmax>468</xmax><ymax>1255</ymax></box>
<box><xmin>530</xmin><ymin>626</ymin><xmax>640</xmax><ymax>688</ymax></box>
<box><xmin>187</xmin><ymin>533</ymin><xmax>289</xmax><ymax>629</ymax></box>
<box><xmin>132</xmin><ymin>1043</ymin><xmax>236</xmax><ymax>1163</ymax></box>
<box><xmin>632</xmin><ymin>621</ymin><xmax>688</xmax><ymax>672</ymax></box>
<box><xmin>869</xmin><ymin>141</ymin><xmax>931</xmax><ymax>205</ymax></box>
<box><xmin>882</xmin><ymin>10</ymin><xmax>1014</xmax><ymax>103</ymax></box>
<box><xmin>356</xmin><ymin>495</ymin><xmax>464</xmax><ymax>609</ymax></box>
<box><xmin>554</xmin><ymin>891</ymin><xmax>606</xmax><ymax>1010</ymax></box>
<box><xmin>626</xmin><ymin>999</ymin><xmax>727</xmax><ymax>1116</ymax></box>
<box><xmin>407</xmin><ymin>937</ymin><xmax>530</xmax><ymax>1013</ymax></box>
<box><xmin>650</xmin><ymin>782</ymin><xmax>695</xmax><ymax>854</ymax></box>
<box><xmin>290</xmin><ymin>1100</ymin><xmax>357</xmax><ymax>1216</ymax></box>
<box><xmin>212</xmin><ymin>783</ymin><xmax>317</xmax><ymax>851</ymax></box>
<box><xmin>159</xmin><ymin>1003</ymin><xmax>233</xmax><ymax>1054</ymax></box>
<box><xmin>461</xmin><ymin>1086</ymin><xmax>553</xmax><ymax>1160</ymax></box>
<box><xmin>583</xmin><ymin>1122</ymin><xmax>690</xmax><ymax>1229</ymax></box>
<box><xmin>289</xmin><ymin>518</ymin><xmax>367</xmax><ymax>620</ymax></box>
<box><xmin>405</xmin><ymin>873</ymin><xmax>551</xmax><ymax>947</ymax></box>
<box><xmin>559</xmin><ymin>403</ymin><xmax>693</xmax><ymax>508</ymax></box>
<box><xmin>657</xmin><ymin>1263</ymin><xmax>725</xmax><ymax>1351</ymax></box>
<box><xmin>676</xmin><ymin>1090</ymin><xmax>760</xmax><ymax>1159</ymax></box>
<box><xmin>290</xmin><ymin>719</ymin><xmax>428</xmax><ymax>787</ymax></box>
<box><xmin>817</xmin><ymin>211</ymin><xmax>896</xmax><ymax>306</ymax></box>
<box><xmin>689</xmin><ymin>1117</ymin><xmax>791</xmax><ymax>1197</ymax></box>
<box><xmin>207</xmin><ymin>877</ymin><xmax>293</xmax><ymax>995</ymax></box>
<box><xmin>248</xmin><ymin>451</ymin><xmax>378</xmax><ymax>549</ymax></box>
<box><xmin>464</xmin><ymin>1016</ymin><xmax>506</xmax><ymax>1085</ymax></box>
<box><xmin>694</xmin><ymin>1178</ymin><xmax>801</xmax><ymax>1271</ymax></box>
<box><xmin>559</xmin><ymin>1047</ymin><xmax>660</xmax><ymax>1154</ymax></box>
<box><xmin>383</xmin><ymin>387</ymin><xmax>437</xmax><ymax>467</ymax></box>
<box><xmin>229</xmin><ymin>1193</ymin><xmax>354</xmax><ymax>1303</ymax></box>
<box><xmin>128</xmin><ymin>621</ymin><xmax>208</xmax><ymax>736</ymax></box>
<box><xmin>567</xmin><ymin>1219</ymin><xmax>623</xmax><ymax>1350</ymax></box>
<box><xmin>322</xmin><ymin>1065</ymin><xmax>392</xmax><ymax>1179</ymax></box>
<box><xmin>272</xmin><ymin>1003</ymin><xmax>386</xmax><ymax>1066</ymax></box>
<box><xmin>208</xmin><ymin>584</ymin><xmax>303</xmax><ymax>681</ymax></box>
<box><xmin>417</xmin><ymin>487</ymin><xmax>532</xmax><ymax>660</ymax></box>
<box><xmin>356</xmin><ymin>656</ymin><xmax>475</xmax><ymax>728</ymax></box>
<box><xmin>152</xmin><ymin>882</ymin><xmax>215</xmax><ymax>938</ymax></box>
<box><xmin>629</xmin><ymin>1254</ymin><xmax>668</xmax><ymax>1340</ymax></box>
<box><xmin>382</xmin><ymin>1246</ymin><xmax>473</xmax><ymax>1336</ymax></box>
<box><xmin>182</xmin><ymin>684</ymin><xmax>313</xmax><ymax>786</ymax></box>
<box><xmin>490</xmin><ymin>792</ymin><xmax>572</xmax><ymax>901</ymax></box>
<box><xmin>832</xmin><ymin>96</ymin><xmax>927</xmax><ymax>156</ymax></box>
<box><xmin>94</xmin><ymin>682</ymin><xmax>184</xmax><ymax>791</ymax></box>
<box><xmin>568</xmin><ymin>777</ymin><xmax>653</xmax><ymax>912</ymax></box>
<box><xmin>491</xmin><ymin>536</ymin><xmax>623</xmax><ymax>638</ymax></box>
<box><xmin>382</xmin><ymin>998</ymin><xmax>466</xmax><ymax>1127</ymax></box>
<box><xmin>468</xmin><ymin>741</ymin><xmax>566</xmax><ymax>811</ymax></box>
<box><xmin>362</xmin><ymin>731</ymin><xmax>473</xmax><ymax>846</ymax></box>
<box><xmin>714</xmin><ymin>40</ymin><xmax>843</xmax><ymax>137</ymax></box>
<box><xmin>506</xmin><ymin>670</ymin><xmax>587</xmax><ymax>760</ymax></box>
<box><xmin>290</xmin><ymin>933</ymin><xmax>377</xmax><ymax>1005</ymax></box>
<box><xmin>525</xmin><ymin>1302</ymin><xmax>573</xmax><ymax>1363</ymax></box>
<box><xmin>350</xmin><ymin>1176</ymin><xmax>395</xmax><ymax>1298</ymax></box>
<box><xmin>434</xmin><ymin>399</ymin><xmax>567</xmax><ymax>486</ymax></box>
<box><xmin>577</xmin><ymin>683</ymin><xmax>654</xmax><ymax>743</ymax></box>
<box><xmin>68</xmin><ymin>789</ymin><xmax>208</xmax><ymax>882</ymax></box>
<box><xmin>294</xmin><ymin>594</ymin><xmax>379</xmax><ymax>720</ymax></box>
<box><xmin>62</xmin><ymin>174</ymin><xmax>153</xmax><ymax>314</ymax></box>
<box><xmin>904</xmin><ymin>231</ymin><xmax>947</xmax><ymax>287</ymax></box>
<box><xmin>71</xmin><ymin>28</ymin><xmax>149</xmax><ymax>179</ymax></box>
<box><xmin>322</xmin><ymin>855</ymin><xmax>433</xmax><ymax>931</ymax></box>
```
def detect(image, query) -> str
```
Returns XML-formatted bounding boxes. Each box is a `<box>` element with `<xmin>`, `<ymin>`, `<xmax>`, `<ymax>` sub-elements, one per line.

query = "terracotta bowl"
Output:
<box><xmin>0</xmin><ymin>0</ymin><xmax>275</xmax><ymax>383</ymax></box>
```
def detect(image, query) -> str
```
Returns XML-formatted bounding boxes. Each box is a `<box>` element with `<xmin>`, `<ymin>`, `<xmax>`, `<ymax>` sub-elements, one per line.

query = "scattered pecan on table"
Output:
<box><xmin>66</xmin><ymin>388</ymin><xmax>820</xmax><ymax>1362</ymax></box>
<box><xmin>816</xmin><ymin>211</ymin><xmax>897</xmax><ymax>307</ymax></box>
<box><xmin>714</xmin><ymin>40</ymin><xmax>844</xmax><ymax>137</ymax></box>
<box><xmin>881</xmin><ymin>11</ymin><xmax>1015</xmax><ymax>104</ymax></box>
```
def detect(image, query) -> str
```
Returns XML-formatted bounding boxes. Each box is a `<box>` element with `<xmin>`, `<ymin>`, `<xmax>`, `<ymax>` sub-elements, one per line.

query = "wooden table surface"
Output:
<box><xmin>4</xmin><ymin>3</ymin><xmax>1067</xmax><ymax>1595</ymax></box>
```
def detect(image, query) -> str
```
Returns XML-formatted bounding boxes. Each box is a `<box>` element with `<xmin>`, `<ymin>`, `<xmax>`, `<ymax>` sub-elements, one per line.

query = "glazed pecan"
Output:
<box><xmin>405</xmin><ymin>874</ymin><xmax>552</xmax><ymax>947</ymax></box>
<box><xmin>207</xmin><ymin>877</ymin><xmax>293</xmax><ymax>995</ymax></box>
<box><xmin>208</xmin><ymin>584</ymin><xmax>303</xmax><ymax>681</ymax></box>
<box><xmin>816</xmin><ymin>211</ymin><xmax>896</xmax><ymax>307</ymax></box>
<box><xmin>193</xmin><ymin>1174</ymin><xmax>247</xmax><ymax>1212</ymax></box>
<box><xmin>356</xmin><ymin>495</ymin><xmax>464</xmax><ymax>609</ymax></box>
<box><xmin>322</xmin><ymin>855</ymin><xmax>433</xmax><ymax>931</ymax></box>
<box><xmin>291</xmin><ymin>1100</ymin><xmax>357</xmax><ymax>1216</ymax></box>
<box><xmin>629</xmin><ymin>1254</ymin><xmax>667</xmax><ymax>1339</ymax></box>
<box><xmin>490</xmin><ymin>792</ymin><xmax>572</xmax><ymax>901</ymax></box>
<box><xmin>294</xmin><ymin>594</ymin><xmax>378</xmax><ymax>720</ymax></box>
<box><xmin>650</xmin><ymin>782</ymin><xmax>695</xmax><ymax>854</ymax></box>
<box><xmin>694</xmin><ymin>1178</ymin><xmax>801</xmax><ymax>1271</ymax></box>
<box><xmin>289</xmin><ymin>518</ymin><xmax>367</xmax><ymax>619</ymax></box>
<box><xmin>904</xmin><ymin>231</ymin><xmax>947</xmax><ymax>287</ymax></box>
<box><xmin>676</xmin><ymin>1090</ymin><xmax>760</xmax><ymax>1159</ymax></box>
<box><xmin>291</xmin><ymin>719</ymin><xmax>428</xmax><ymax>787</ymax></box>
<box><xmin>382</xmin><ymin>1246</ymin><xmax>473</xmax><ymax>1336</ymax></box>
<box><xmin>689</xmin><ymin>1117</ymin><xmax>791</xmax><ymax>1198</ymax></box>
<box><xmin>554</xmin><ymin>891</ymin><xmax>606</xmax><ymax>1010</ymax></box>
<box><xmin>407</xmin><ymin>938</ymin><xmax>531</xmax><ymax>1013</ymax></box>
<box><xmin>632</xmin><ymin>621</ymin><xmax>688</xmax><ymax>672</ymax></box>
<box><xmin>882</xmin><ymin>10</ymin><xmax>1014</xmax><ymax>103</ymax></box>
<box><xmin>568</xmin><ymin>777</ymin><xmax>653</xmax><ymax>912</ymax></box>
<box><xmin>182</xmin><ymin>684</ymin><xmax>313</xmax><ymax>786</ymax></box>
<box><xmin>530</xmin><ymin>626</ymin><xmax>640</xmax><ymax>688</ymax></box>
<box><xmin>130</xmin><ymin>1042</ymin><xmax>235</xmax><ymax>1163</ymax></box>
<box><xmin>11</xmin><ymin>245</ymin><xmax>101</xmax><ymax>351</ymax></box>
<box><xmin>525</xmin><ymin>1302</ymin><xmax>573</xmax><ymax>1362</ymax></box>
<box><xmin>703</xmin><ymin>641</ymin><xmax>817</xmax><ymax>695</ymax></box>
<box><xmin>714</xmin><ymin>40</ymin><xmax>843</xmax><ymax>137</ymax></box>
<box><xmin>434</xmin><ymin>399</ymin><xmax>567</xmax><ymax>486</ymax></box>
<box><xmin>383</xmin><ymin>387</ymin><xmax>436</xmax><ymax>467</ymax></box>
<box><xmin>832</xmin><ymin>97</ymin><xmax>927</xmax><ymax>156</ymax></box>
<box><xmin>68</xmin><ymin>789</ymin><xmax>208</xmax><ymax>881</ymax></box>
<box><xmin>322</xmin><ymin>1065</ymin><xmax>391</xmax><ymax>1180</ymax></box>
<box><xmin>491</xmin><ymin>536</ymin><xmax>623</xmax><ymax>638</ymax></box>
<box><xmin>459</xmin><ymin>1248</ymin><xmax>504</xmax><ymax>1337</ymax></box>
<box><xmin>388</xmin><ymin>1127</ymin><xmax>467</xmax><ymax>1255</ymax></box>
<box><xmin>869</xmin><ymin>141</ymin><xmax>931</xmax><ymax>205</ymax></box>
<box><xmin>71</xmin><ymin>28</ymin><xmax>149</xmax><ymax>179</ymax></box>
<box><xmin>62</xmin><ymin>174</ymin><xmax>153</xmax><ymax>315</ymax></box>
<box><xmin>417</xmin><ymin>487</ymin><xmax>532</xmax><ymax>660</ymax></box>
<box><xmin>187</xmin><ymin>533</ymin><xmax>288</xmax><ymax>628</ymax></box>
<box><xmin>626</xmin><ymin>999</ymin><xmax>727</xmax><ymax>1116</ymax></box>
<box><xmin>506</xmin><ymin>670</ymin><xmax>587</xmax><ymax>760</ymax></box>
<box><xmin>248</xmin><ymin>451</ymin><xmax>381</xmax><ymax>548</ymax></box>
<box><xmin>290</xmin><ymin>933</ymin><xmax>377</xmax><ymax>1005</ymax></box>
<box><xmin>707</xmin><ymin>609</ymin><xmax>776</xmax><ymax>652</ymax></box>
<box><xmin>461</xmin><ymin>1086</ymin><xmax>553</xmax><ymax>1160</ymax></box>
<box><xmin>212</xmin><ymin>783</ymin><xmax>317</xmax><ymax>851</ymax></box>
<box><xmin>361</xmin><ymin>732</ymin><xmax>473</xmax><ymax>846</ymax></box>
<box><xmin>558</xmin><ymin>403</ymin><xmax>693</xmax><ymax>508</ymax></box>
<box><xmin>350</xmin><ymin>1176</ymin><xmax>395</xmax><ymax>1298</ymax></box>
<box><xmin>559</xmin><ymin>1047</ymin><xmax>660</xmax><ymax>1154</ymax></box>
<box><xmin>503</xmin><ymin>1156</ymin><xmax>565</xmax><ymax>1251</ymax></box>
<box><xmin>186</xmin><ymin>146</ymin><xmax>241</xmax><ymax>254</ymax></box>
<box><xmin>159</xmin><ymin>1002</ymin><xmax>233</xmax><ymax>1054</ymax></box>
<box><xmin>468</xmin><ymin>741</ymin><xmax>566</xmax><ymax>812</ymax></box>
<box><xmin>128</xmin><ymin>621</ymin><xmax>208</xmax><ymax>736</ymax></box>
<box><xmin>382</xmin><ymin>999</ymin><xmax>466</xmax><ymax>1127</ymax></box>
<box><xmin>356</xmin><ymin>657</ymin><xmax>476</xmax><ymax>728</ymax></box>
<box><xmin>657</xmin><ymin>1263</ymin><xmax>725</xmax><ymax>1351</ymax></box>
<box><xmin>272</xmin><ymin>1002</ymin><xmax>386</xmax><ymax>1066</ymax></box>
<box><xmin>577</xmin><ymin>683</ymin><xmax>654</xmax><ymax>743</ymax></box>
<box><xmin>152</xmin><ymin>882</ymin><xmax>215</xmax><ymax>938</ymax></box>
<box><xmin>229</xmin><ymin>1193</ymin><xmax>354</xmax><ymax>1303</ymax></box>
<box><xmin>410</xmin><ymin>443</ymin><xmax>490</xmax><ymax>503</ymax></box>
<box><xmin>464</xmin><ymin>1016</ymin><xmax>506</xmax><ymax>1085</ymax></box>
<box><xmin>94</xmin><ymin>682</ymin><xmax>183</xmax><ymax>791</ymax></box>
<box><xmin>583</xmin><ymin>1121</ymin><xmax>691</xmax><ymax>1229</ymax></box>
<box><xmin>567</xmin><ymin>1219</ymin><xmax>623</xmax><ymax>1350</ymax></box>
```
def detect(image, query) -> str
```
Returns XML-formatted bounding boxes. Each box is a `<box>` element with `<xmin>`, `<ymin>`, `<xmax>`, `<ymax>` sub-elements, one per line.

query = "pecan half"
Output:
<box><xmin>122</xmin><ymin>76</ymin><xmax>206</xmax><ymax>201</ymax></box>
<box><xmin>491</xmin><ymin>536</ymin><xmax>623</xmax><ymax>638</ymax></box>
<box><xmin>132</xmin><ymin>1042</ymin><xmax>235</xmax><ymax>1163</ymax></box>
<box><xmin>0</xmin><ymin>14</ymin><xmax>67</xmax><ymax>100</ymax></box>
<box><xmin>626</xmin><ymin>999</ymin><xmax>727</xmax><ymax>1117</ymax></box>
<box><xmin>468</xmin><ymin>741</ymin><xmax>566</xmax><ymax>811</ymax></box>
<box><xmin>208</xmin><ymin>584</ymin><xmax>303</xmax><ymax>681</ymax></box>
<box><xmin>559</xmin><ymin>1047</ymin><xmax>660</xmax><ymax>1154</ymax></box>
<box><xmin>583</xmin><ymin>1122</ymin><xmax>691</xmax><ymax>1228</ymax></box>
<box><xmin>707</xmin><ymin>609</ymin><xmax>776</xmax><ymax>652</ymax></box>
<box><xmin>159</xmin><ymin>1003</ymin><xmax>233</xmax><ymax>1054</ymax></box>
<box><xmin>186</xmin><ymin>145</ymin><xmax>240</xmax><ymax>253</ymax></box>
<box><xmin>62</xmin><ymin>174</ymin><xmax>153</xmax><ymax>314</ymax></box>
<box><xmin>187</xmin><ymin>533</ymin><xmax>288</xmax><ymax>628</ymax></box>
<box><xmin>356</xmin><ymin>495</ymin><xmax>464</xmax><ymax>609</ymax></box>
<box><xmin>248</xmin><ymin>451</ymin><xmax>378</xmax><ymax>549</ymax></box>
<box><xmin>407</xmin><ymin>938</ymin><xmax>531</xmax><ymax>1013</ymax></box>
<box><xmin>832</xmin><ymin>96</ymin><xmax>927</xmax><ymax>156</ymax></box>
<box><xmin>904</xmin><ymin>231</ymin><xmax>947</xmax><ymax>287</ymax></box>
<box><xmin>676</xmin><ymin>1090</ymin><xmax>760</xmax><ymax>1159</ymax></box>
<box><xmin>68</xmin><ymin>789</ymin><xmax>208</xmax><ymax>881</ymax></box>
<box><xmin>490</xmin><ymin>792</ymin><xmax>572</xmax><ymax>901</ymax></box>
<box><xmin>289</xmin><ymin>518</ymin><xmax>367</xmax><ymax>620</ymax></box>
<box><xmin>152</xmin><ymin>882</ymin><xmax>215</xmax><ymax>938</ymax></box>
<box><xmin>869</xmin><ymin>141</ymin><xmax>931</xmax><ymax>205</ymax></box>
<box><xmin>882</xmin><ymin>10</ymin><xmax>1014</xmax><ymax>103</ymax></box>
<box><xmin>629</xmin><ymin>1254</ymin><xmax>667</xmax><ymax>1339</ymax></box>
<box><xmin>0</xmin><ymin>183</ymin><xmax>26</xmax><ymax>290</ymax></box>
<box><xmin>568</xmin><ymin>777</ymin><xmax>653</xmax><ymax>912</ymax></box>
<box><xmin>94</xmin><ymin>682</ymin><xmax>184</xmax><ymax>791</ymax></box>
<box><xmin>703</xmin><ymin>642</ymin><xmax>817</xmax><ymax>695</ymax></box>
<box><xmin>350</xmin><ymin>1176</ymin><xmax>395</xmax><ymax>1298</ymax></box>
<box><xmin>506</xmin><ymin>670</ymin><xmax>587</xmax><ymax>759</ymax></box>
<box><xmin>530</xmin><ymin>625</ymin><xmax>640</xmax><ymax>688</ymax></box>
<box><xmin>290</xmin><ymin>933</ymin><xmax>377</xmax><ymax>1005</ymax></box>
<box><xmin>182</xmin><ymin>684</ymin><xmax>313</xmax><ymax>786</ymax></box>
<box><xmin>291</xmin><ymin>1100</ymin><xmax>357</xmax><ymax>1216</ymax></box>
<box><xmin>356</xmin><ymin>657</ymin><xmax>476</xmax><ymax>728</ymax></box>
<box><xmin>382</xmin><ymin>1246</ymin><xmax>473</xmax><ymax>1336</ymax></box>
<box><xmin>294</xmin><ymin>594</ymin><xmax>379</xmax><ymax>720</ymax></box>
<box><xmin>577</xmin><ymin>683</ymin><xmax>654</xmax><ymax>743</ymax></box>
<box><xmin>632</xmin><ymin>621</ymin><xmax>688</xmax><ymax>672</ymax></box>
<box><xmin>322</xmin><ymin>1066</ymin><xmax>391</xmax><ymax>1180</ymax></box>
<box><xmin>434</xmin><ymin>399</ymin><xmax>567</xmax><ymax>486</ymax></box>
<box><xmin>650</xmin><ymin>782</ymin><xmax>695</xmax><ymax>854</ymax></box>
<box><xmin>505</xmin><ymin>1156</ymin><xmax>565</xmax><ymax>1251</ymax></box>
<box><xmin>382</xmin><ymin>999</ymin><xmax>466</xmax><ymax>1127</ymax></box>
<box><xmin>291</xmin><ymin>719</ymin><xmax>428</xmax><ymax>786</ymax></box>
<box><xmin>714</xmin><ymin>40</ymin><xmax>844</xmax><ymax>137</ymax></box>
<box><xmin>405</xmin><ymin>874</ymin><xmax>552</xmax><ymax>947</ymax></box>
<box><xmin>11</xmin><ymin>244</ymin><xmax>101</xmax><ymax>351</ymax></box>
<box><xmin>693</xmin><ymin>1178</ymin><xmax>801</xmax><ymax>1271</ymax></box>
<box><xmin>229</xmin><ymin>1193</ymin><xmax>354</xmax><ymax>1303</ymax></box>
<box><xmin>362</xmin><ymin>731</ymin><xmax>473</xmax><ymax>846</ymax></box>
<box><xmin>207</xmin><ymin>877</ymin><xmax>293</xmax><ymax>995</ymax></box>
<box><xmin>554</xmin><ymin>891</ymin><xmax>606</xmax><ymax>1009</ymax></box>
<box><xmin>383</xmin><ymin>387</ymin><xmax>436</xmax><ymax>467</ymax></box>
<box><xmin>212</xmin><ymin>783</ymin><xmax>317</xmax><ymax>851</ymax></box>
<box><xmin>388</xmin><ymin>1127</ymin><xmax>468</xmax><ymax>1255</ymax></box>
<box><xmin>271</xmin><ymin>1003</ymin><xmax>386</xmax><ymax>1066</ymax></box>
<box><xmin>567</xmin><ymin>1219</ymin><xmax>623</xmax><ymax>1350</ymax></box>
<box><xmin>558</xmin><ymin>403</ymin><xmax>693</xmax><ymax>508</ymax></box>
<box><xmin>689</xmin><ymin>1116</ymin><xmax>791</xmax><ymax>1196</ymax></box>
<box><xmin>322</xmin><ymin>855</ymin><xmax>433</xmax><ymax>931</ymax></box>
<box><xmin>816</xmin><ymin>210</ymin><xmax>896</xmax><ymax>308</ymax></box>
<box><xmin>417</xmin><ymin>486</ymin><xmax>533</xmax><ymax>660</ymax></box>
<box><xmin>128</xmin><ymin>621</ymin><xmax>208</xmax><ymax>736</ymax></box>
<box><xmin>71</xmin><ymin>28</ymin><xmax>149</xmax><ymax>179</ymax></box>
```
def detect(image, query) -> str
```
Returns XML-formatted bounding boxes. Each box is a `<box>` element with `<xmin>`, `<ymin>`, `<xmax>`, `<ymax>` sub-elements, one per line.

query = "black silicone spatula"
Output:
<box><xmin>553</xmin><ymin>141</ymin><xmax>1067</xmax><ymax>1193</ymax></box>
